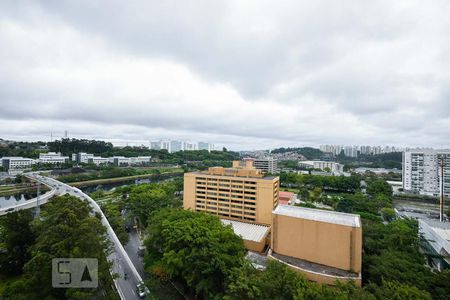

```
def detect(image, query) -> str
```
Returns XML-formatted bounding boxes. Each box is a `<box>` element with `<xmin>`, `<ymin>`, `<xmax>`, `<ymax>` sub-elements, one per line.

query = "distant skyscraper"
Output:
<box><xmin>184</xmin><ymin>141</ymin><xmax>197</xmax><ymax>151</ymax></box>
<box><xmin>160</xmin><ymin>140</ymin><xmax>171</xmax><ymax>152</ymax></box>
<box><xmin>150</xmin><ymin>141</ymin><xmax>161</xmax><ymax>150</ymax></box>
<box><xmin>170</xmin><ymin>140</ymin><xmax>184</xmax><ymax>153</ymax></box>
<box><xmin>198</xmin><ymin>142</ymin><xmax>214</xmax><ymax>152</ymax></box>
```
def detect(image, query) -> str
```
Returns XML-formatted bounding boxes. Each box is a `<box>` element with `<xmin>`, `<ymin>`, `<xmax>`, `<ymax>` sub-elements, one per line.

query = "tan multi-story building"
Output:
<box><xmin>183</xmin><ymin>160</ymin><xmax>279</xmax><ymax>225</ymax></box>
<box><xmin>183</xmin><ymin>160</ymin><xmax>362</xmax><ymax>286</ymax></box>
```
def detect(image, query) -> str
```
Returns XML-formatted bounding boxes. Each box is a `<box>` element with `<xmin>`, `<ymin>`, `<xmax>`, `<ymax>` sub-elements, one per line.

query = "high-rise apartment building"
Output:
<box><xmin>170</xmin><ymin>140</ymin><xmax>184</xmax><ymax>152</ymax></box>
<box><xmin>403</xmin><ymin>150</ymin><xmax>450</xmax><ymax>196</ymax></box>
<box><xmin>183</xmin><ymin>160</ymin><xmax>279</xmax><ymax>225</ymax></box>
<box><xmin>198</xmin><ymin>142</ymin><xmax>214</xmax><ymax>152</ymax></box>
<box><xmin>160</xmin><ymin>140</ymin><xmax>171</xmax><ymax>152</ymax></box>
<box><xmin>246</xmin><ymin>157</ymin><xmax>278</xmax><ymax>174</ymax></box>
<box><xmin>150</xmin><ymin>141</ymin><xmax>161</xmax><ymax>150</ymax></box>
<box><xmin>184</xmin><ymin>141</ymin><xmax>197</xmax><ymax>151</ymax></box>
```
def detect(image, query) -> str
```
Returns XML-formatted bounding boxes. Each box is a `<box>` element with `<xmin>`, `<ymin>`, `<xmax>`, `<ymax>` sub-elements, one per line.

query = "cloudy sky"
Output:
<box><xmin>1</xmin><ymin>1</ymin><xmax>449</xmax><ymax>150</ymax></box>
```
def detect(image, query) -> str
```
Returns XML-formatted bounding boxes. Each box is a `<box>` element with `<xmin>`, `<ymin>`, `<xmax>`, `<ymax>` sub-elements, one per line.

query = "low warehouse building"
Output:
<box><xmin>270</xmin><ymin>205</ymin><xmax>362</xmax><ymax>286</ymax></box>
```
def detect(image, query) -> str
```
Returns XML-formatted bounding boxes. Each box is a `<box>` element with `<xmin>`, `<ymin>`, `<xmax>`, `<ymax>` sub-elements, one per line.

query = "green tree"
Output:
<box><xmin>366</xmin><ymin>179</ymin><xmax>393</xmax><ymax>198</ymax></box>
<box><xmin>226</xmin><ymin>260</ymin><xmax>372</xmax><ymax>300</ymax></box>
<box><xmin>127</xmin><ymin>183</ymin><xmax>182</xmax><ymax>227</ymax></box>
<box><xmin>100</xmin><ymin>200</ymin><xmax>129</xmax><ymax>244</ymax></box>
<box><xmin>365</xmin><ymin>281</ymin><xmax>432</xmax><ymax>300</ymax></box>
<box><xmin>310</xmin><ymin>187</ymin><xmax>322</xmax><ymax>202</ymax></box>
<box><xmin>145</xmin><ymin>209</ymin><xmax>246</xmax><ymax>299</ymax></box>
<box><xmin>3</xmin><ymin>195</ymin><xmax>117</xmax><ymax>299</ymax></box>
<box><xmin>380</xmin><ymin>207</ymin><xmax>396</xmax><ymax>222</ymax></box>
<box><xmin>0</xmin><ymin>210</ymin><xmax>35</xmax><ymax>276</ymax></box>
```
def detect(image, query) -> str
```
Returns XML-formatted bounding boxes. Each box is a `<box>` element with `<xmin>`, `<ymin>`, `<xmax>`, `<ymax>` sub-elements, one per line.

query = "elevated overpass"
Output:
<box><xmin>0</xmin><ymin>172</ymin><xmax>146</xmax><ymax>299</ymax></box>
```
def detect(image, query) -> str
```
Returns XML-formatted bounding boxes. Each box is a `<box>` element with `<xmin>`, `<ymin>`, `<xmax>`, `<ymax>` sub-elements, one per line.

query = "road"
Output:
<box><xmin>124</xmin><ymin>230</ymin><xmax>145</xmax><ymax>277</ymax></box>
<box><xmin>22</xmin><ymin>173</ymin><xmax>146</xmax><ymax>299</ymax></box>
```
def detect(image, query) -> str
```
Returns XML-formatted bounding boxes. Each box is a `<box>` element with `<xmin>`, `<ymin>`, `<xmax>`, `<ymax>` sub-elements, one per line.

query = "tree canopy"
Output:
<box><xmin>144</xmin><ymin>209</ymin><xmax>246</xmax><ymax>299</ymax></box>
<box><xmin>2</xmin><ymin>195</ymin><xmax>117</xmax><ymax>299</ymax></box>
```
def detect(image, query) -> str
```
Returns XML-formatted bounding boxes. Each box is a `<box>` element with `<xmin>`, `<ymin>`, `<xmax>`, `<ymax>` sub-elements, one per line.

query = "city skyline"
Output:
<box><xmin>1</xmin><ymin>1</ymin><xmax>450</xmax><ymax>150</ymax></box>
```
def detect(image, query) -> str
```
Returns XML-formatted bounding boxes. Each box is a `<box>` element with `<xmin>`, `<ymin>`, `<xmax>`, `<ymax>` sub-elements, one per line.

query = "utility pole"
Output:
<box><xmin>439</xmin><ymin>155</ymin><xmax>445</xmax><ymax>222</ymax></box>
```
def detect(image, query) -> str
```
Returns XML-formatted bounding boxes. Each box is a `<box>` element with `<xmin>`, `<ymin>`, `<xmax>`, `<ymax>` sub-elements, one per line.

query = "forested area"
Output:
<box><xmin>280</xmin><ymin>173</ymin><xmax>361</xmax><ymax>193</ymax></box>
<box><xmin>0</xmin><ymin>140</ymin><xmax>47</xmax><ymax>158</ymax></box>
<box><xmin>336</xmin><ymin>152</ymin><xmax>402</xmax><ymax>170</ymax></box>
<box><xmin>48</xmin><ymin>138</ymin><xmax>240</xmax><ymax>163</ymax></box>
<box><xmin>271</xmin><ymin>147</ymin><xmax>324</xmax><ymax>160</ymax></box>
<box><xmin>0</xmin><ymin>196</ymin><xmax>117</xmax><ymax>299</ymax></box>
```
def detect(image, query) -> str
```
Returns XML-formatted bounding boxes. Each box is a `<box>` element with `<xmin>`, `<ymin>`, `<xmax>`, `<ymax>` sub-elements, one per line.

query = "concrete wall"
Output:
<box><xmin>183</xmin><ymin>173</ymin><xmax>196</xmax><ymax>210</ymax></box>
<box><xmin>271</xmin><ymin>213</ymin><xmax>361</xmax><ymax>273</ymax></box>
<box><xmin>268</xmin><ymin>251</ymin><xmax>361</xmax><ymax>287</ymax></box>
<box><xmin>256</xmin><ymin>178</ymin><xmax>279</xmax><ymax>225</ymax></box>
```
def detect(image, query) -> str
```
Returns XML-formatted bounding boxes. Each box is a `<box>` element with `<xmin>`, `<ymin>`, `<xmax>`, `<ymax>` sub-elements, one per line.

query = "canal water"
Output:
<box><xmin>0</xmin><ymin>192</ymin><xmax>38</xmax><ymax>209</ymax></box>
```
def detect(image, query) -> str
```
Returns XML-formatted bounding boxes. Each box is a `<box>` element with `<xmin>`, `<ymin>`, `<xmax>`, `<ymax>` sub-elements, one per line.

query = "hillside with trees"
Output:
<box><xmin>271</xmin><ymin>147</ymin><xmax>324</xmax><ymax>160</ymax></box>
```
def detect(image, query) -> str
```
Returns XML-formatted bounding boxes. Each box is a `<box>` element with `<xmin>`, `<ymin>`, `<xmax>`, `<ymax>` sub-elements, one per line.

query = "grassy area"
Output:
<box><xmin>69</xmin><ymin>170</ymin><xmax>184</xmax><ymax>187</ymax></box>
<box><xmin>0</xmin><ymin>186</ymin><xmax>40</xmax><ymax>197</ymax></box>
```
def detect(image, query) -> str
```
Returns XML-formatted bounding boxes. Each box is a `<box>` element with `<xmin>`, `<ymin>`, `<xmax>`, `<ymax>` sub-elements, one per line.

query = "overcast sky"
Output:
<box><xmin>1</xmin><ymin>1</ymin><xmax>449</xmax><ymax>150</ymax></box>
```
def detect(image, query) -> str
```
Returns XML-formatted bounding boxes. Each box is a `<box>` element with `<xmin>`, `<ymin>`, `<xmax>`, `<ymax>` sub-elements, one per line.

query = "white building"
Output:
<box><xmin>184</xmin><ymin>141</ymin><xmax>197</xmax><ymax>151</ymax></box>
<box><xmin>170</xmin><ymin>140</ymin><xmax>184</xmax><ymax>153</ymax></box>
<box><xmin>1</xmin><ymin>157</ymin><xmax>36</xmax><ymax>171</ymax></box>
<box><xmin>247</xmin><ymin>157</ymin><xmax>278</xmax><ymax>174</ymax></box>
<box><xmin>150</xmin><ymin>141</ymin><xmax>161</xmax><ymax>150</ymax></box>
<box><xmin>109</xmin><ymin>156</ymin><xmax>151</xmax><ymax>166</ymax></box>
<box><xmin>38</xmin><ymin>152</ymin><xmax>69</xmax><ymax>164</ymax></box>
<box><xmin>403</xmin><ymin>150</ymin><xmax>450</xmax><ymax>196</ymax></box>
<box><xmin>198</xmin><ymin>142</ymin><xmax>214</xmax><ymax>152</ymax></box>
<box><xmin>298</xmin><ymin>160</ymin><xmax>344</xmax><ymax>175</ymax></box>
<box><xmin>73</xmin><ymin>152</ymin><xmax>95</xmax><ymax>164</ymax></box>
<box><xmin>108</xmin><ymin>156</ymin><xmax>131</xmax><ymax>166</ymax></box>
<box><xmin>89</xmin><ymin>157</ymin><xmax>109</xmax><ymax>165</ymax></box>
<box><xmin>130</xmin><ymin>156</ymin><xmax>151</xmax><ymax>165</ymax></box>
<box><xmin>160</xmin><ymin>140</ymin><xmax>171</xmax><ymax>152</ymax></box>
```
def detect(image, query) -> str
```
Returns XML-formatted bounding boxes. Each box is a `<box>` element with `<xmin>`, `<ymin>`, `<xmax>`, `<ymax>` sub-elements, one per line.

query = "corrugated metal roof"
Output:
<box><xmin>221</xmin><ymin>219</ymin><xmax>270</xmax><ymax>242</ymax></box>
<box><xmin>273</xmin><ymin>205</ymin><xmax>361</xmax><ymax>227</ymax></box>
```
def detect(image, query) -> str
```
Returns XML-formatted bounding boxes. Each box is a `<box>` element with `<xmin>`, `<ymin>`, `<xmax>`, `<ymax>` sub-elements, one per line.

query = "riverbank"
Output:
<box><xmin>394</xmin><ymin>194</ymin><xmax>450</xmax><ymax>205</ymax></box>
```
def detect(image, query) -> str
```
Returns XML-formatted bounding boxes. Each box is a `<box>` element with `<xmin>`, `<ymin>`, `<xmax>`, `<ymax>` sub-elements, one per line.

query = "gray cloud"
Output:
<box><xmin>0</xmin><ymin>0</ymin><xmax>449</xmax><ymax>149</ymax></box>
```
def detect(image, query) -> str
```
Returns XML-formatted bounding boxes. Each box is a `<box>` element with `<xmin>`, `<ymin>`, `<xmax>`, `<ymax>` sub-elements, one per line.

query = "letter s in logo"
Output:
<box><xmin>57</xmin><ymin>260</ymin><xmax>71</xmax><ymax>285</ymax></box>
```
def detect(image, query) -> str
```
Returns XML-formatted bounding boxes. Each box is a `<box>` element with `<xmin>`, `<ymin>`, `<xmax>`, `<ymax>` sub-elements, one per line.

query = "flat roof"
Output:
<box><xmin>221</xmin><ymin>219</ymin><xmax>270</xmax><ymax>242</ymax></box>
<box><xmin>279</xmin><ymin>191</ymin><xmax>294</xmax><ymax>197</ymax></box>
<box><xmin>273</xmin><ymin>205</ymin><xmax>361</xmax><ymax>228</ymax></box>
<box><xmin>188</xmin><ymin>171</ymin><xmax>277</xmax><ymax>180</ymax></box>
